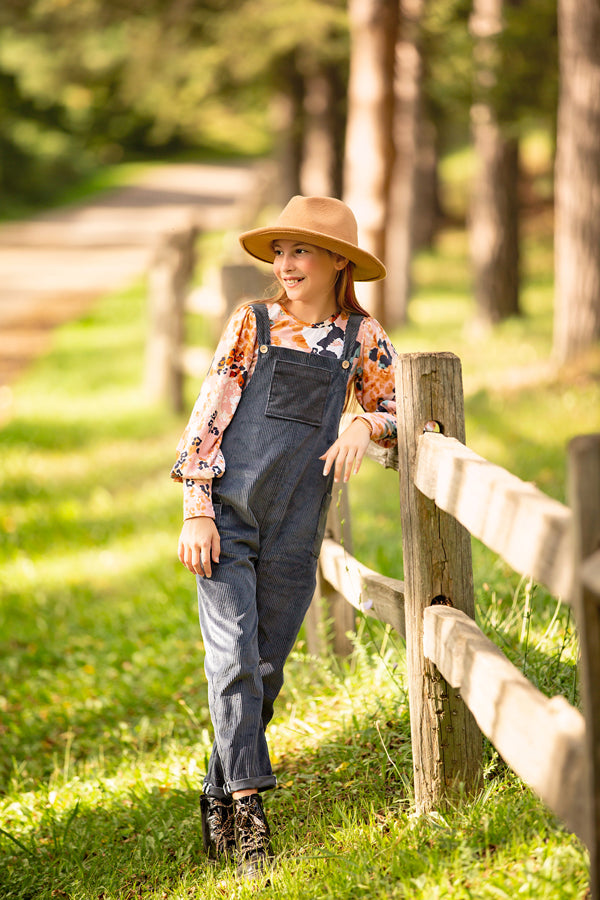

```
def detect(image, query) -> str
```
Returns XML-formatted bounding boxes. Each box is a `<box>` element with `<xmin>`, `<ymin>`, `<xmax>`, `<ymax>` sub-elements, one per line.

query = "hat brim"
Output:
<box><xmin>238</xmin><ymin>226</ymin><xmax>386</xmax><ymax>282</ymax></box>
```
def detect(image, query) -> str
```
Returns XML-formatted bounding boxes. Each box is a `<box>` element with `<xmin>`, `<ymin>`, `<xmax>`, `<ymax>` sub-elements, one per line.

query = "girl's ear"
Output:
<box><xmin>333</xmin><ymin>255</ymin><xmax>349</xmax><ymax>271</ymax></box>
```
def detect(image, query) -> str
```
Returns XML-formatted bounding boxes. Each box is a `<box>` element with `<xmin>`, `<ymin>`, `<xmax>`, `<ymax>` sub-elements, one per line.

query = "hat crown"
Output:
<box><xmin>238</xmin><ymin>194</ymin><xmax>386</xmax><ymax>282</ymax></box>
<box><xmin>274</xmin><ymin>196</ymin><xmax>359</xmax><ymax>247</ymax></box>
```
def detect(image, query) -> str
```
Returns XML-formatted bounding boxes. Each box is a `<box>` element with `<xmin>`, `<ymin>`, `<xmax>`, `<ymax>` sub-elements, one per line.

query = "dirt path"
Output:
<box><xmin>0</xmin><ymin>162</ymin><xmax>265</xmax><ymax>386</ymax></box>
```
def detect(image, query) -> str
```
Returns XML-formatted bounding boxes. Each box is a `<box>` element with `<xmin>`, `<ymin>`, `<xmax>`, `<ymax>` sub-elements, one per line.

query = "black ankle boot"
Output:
<box><xmin>200</xmin><ymin>794</ymin><xmax>236</xmax><ymax>861</ymax></box>
<box><xmin>233</xmin><ymin>793</ymin><xmax>273</xmax><ymax>878</ymax></box>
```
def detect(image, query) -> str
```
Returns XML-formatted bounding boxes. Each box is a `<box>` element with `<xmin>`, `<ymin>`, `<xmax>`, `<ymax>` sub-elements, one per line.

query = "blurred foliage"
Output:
<box><xmin>422</xmin><ymin>0</ymin><xmax>558</xmax><ymax>149</ymax></box>
<box><xmin>0</xmin><ymin>0</ymin><xmax>347</xmax><ymax>206</ymax></box>
<box><xmin>499</xmin><ymin>0</ymin><xmax>558</xmax><ymax>128</ymax></box>
<box><xmin>0</xmin><ymin>0</ymin><xmax>558</xmax><ymax>209</ymax></box>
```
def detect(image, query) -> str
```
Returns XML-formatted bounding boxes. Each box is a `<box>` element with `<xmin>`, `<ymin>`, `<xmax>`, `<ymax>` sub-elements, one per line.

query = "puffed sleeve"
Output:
<box><xmin>170</xmin><ymin>304</ymin><xmax>258</xmax><ymax>519</ymax></box>
<box><xmin>351</xmin><ymin>317</ymin><xmax>397</xmax><ymax>446</ymax></box>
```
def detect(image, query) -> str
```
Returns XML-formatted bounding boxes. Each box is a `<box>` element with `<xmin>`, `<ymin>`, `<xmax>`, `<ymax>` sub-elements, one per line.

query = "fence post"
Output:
<box><xmin>306</xmin><ymin>485</ymin><xmax>355</xmax><ymax>657</ymax></box>
<box><xmin>145</xmin><ymin>225</ymin><xmax>197</xmax><ymax>411</ymax></box>
<box><xmin>397</xmin><ymin>352</ymin><xmax>483</xmax><ymax>812</ymax></box>
<box><xmin>220</xmin><ymin>264</ymin><xmax>273</xmax><ymax>320</ymax></box>
<box><xmin>568</xmin><ymin>433</ymin><xmax>600</xmax><ymax>898</ymax></box>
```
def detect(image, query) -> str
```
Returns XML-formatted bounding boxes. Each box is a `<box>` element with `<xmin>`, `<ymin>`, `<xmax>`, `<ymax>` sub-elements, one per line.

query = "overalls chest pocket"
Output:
<box><xmin>265</xmin><ymin>358</ymin><xmax>332</xmax><ymax>427</ymax></box>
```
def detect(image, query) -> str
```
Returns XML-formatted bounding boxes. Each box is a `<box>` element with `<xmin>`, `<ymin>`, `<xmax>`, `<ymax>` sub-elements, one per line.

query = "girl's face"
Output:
<box><xmin>272</xmin><ymin>240</ymin><xmax>347</xmax><ymax>314</ymax></box>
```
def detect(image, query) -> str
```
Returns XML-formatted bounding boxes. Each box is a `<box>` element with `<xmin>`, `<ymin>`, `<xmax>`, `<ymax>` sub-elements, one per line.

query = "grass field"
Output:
<box><xmin>0</xmin><ymin>221</ymin><xmax>598</xmax><ymax>898</ymax></box>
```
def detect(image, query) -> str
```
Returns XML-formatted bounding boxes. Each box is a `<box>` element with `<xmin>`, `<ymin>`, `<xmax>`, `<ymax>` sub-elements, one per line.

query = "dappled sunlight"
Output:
<box><xmin>0</xmin><ymin>454</ymin><xmax>185</xmax><ymax>596</ymax></box>
<box><xmin>0</xmin><ymin>628</ymin><xmax>415</xmax><ymax>898</ymax></box>
<box><xmin>272</xmin><ymin>637</ymin><xmax>409</xmax><ymax>758</ymax></box>
<box><xmin>1</xmin><ymin>525</ymin><xmax>181</xmax><ymax>596</ymax></box>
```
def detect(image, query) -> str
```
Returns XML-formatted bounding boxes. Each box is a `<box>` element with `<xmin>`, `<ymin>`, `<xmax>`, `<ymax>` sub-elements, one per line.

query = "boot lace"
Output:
<box><xmin>207</xmin><ymin>798</ymin><xmax>236</xmax><ymax>854</ymax></box>
<box><xmin>235</xmin><ymin>797</ymin><xmax>270</xmax><ymax>859</ymax></box>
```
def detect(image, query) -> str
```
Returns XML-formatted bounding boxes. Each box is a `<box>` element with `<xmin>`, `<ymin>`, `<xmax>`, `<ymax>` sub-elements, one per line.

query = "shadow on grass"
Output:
<box><xmin>1</xmin><ymin>485</ymin><xmax>181</xmax><ymax>561</ymax></box>
<box><xmin>0</xmin><ymin>697</ymin><xmax>413</xmax><ymax>900</ymax></box>
<box><xmin>2</xmin><ymin>679</ymin><xmax>584</xmax><ymax>900</ymax></box>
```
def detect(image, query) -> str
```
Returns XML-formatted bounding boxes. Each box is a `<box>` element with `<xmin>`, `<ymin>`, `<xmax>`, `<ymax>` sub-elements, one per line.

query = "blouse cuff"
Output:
<box><xmin>355</xmin><ymin>412</ymin><xmax>396</xmax><ymax>444</ymax></box>
<box><xmin>183</xmin><ymin>480</ymin><xmax>215</xmax><ymax>520</ymax></box>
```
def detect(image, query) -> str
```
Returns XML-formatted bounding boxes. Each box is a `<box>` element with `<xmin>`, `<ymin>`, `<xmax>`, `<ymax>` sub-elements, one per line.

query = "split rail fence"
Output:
<box><xmin>143</xmin><ymin>230</ymin><xmax>600</xmax><ymax>895</ymax></box>
<box><xmin>308</xmin><ymin>352</ymin><xmax>600</xmax><ymax>898</ymax></box>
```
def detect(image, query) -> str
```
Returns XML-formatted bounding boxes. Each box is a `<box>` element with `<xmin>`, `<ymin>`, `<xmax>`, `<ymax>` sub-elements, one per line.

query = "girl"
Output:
<box><xmin>171</xmin><ymin>195</ymin><xmax>397</xmax><ymax>878</ymax></box>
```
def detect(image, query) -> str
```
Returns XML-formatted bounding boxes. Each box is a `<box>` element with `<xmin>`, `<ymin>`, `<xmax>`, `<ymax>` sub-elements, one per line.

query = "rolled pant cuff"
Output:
<box><xmin>226</xmin><ymin>775</ymin><xmax>277</xmax><ymax>795</ymax></box>
<box><xmin>202</xmin><ymin>782</ymin><xmax>229</xmax><ymax>800</ymax></box>
<box><xmin>202</xmin><ymin>775</ymin><xmax>277</xmax><ymax>799</ymax></box>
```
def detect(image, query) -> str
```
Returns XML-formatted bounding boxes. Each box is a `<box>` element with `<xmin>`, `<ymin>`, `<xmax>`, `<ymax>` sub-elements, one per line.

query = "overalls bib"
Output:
<box><xmin>198</xmin><ymin>302</ymin><xmax>362</xmax><ymax>798</ymax></box>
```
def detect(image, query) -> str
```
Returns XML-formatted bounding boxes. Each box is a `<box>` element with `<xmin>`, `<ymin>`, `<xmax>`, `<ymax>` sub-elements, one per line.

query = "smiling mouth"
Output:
<box><xmin>283</xmin><ymin>277</ymin><xmax>305</xmax><ymax>287</ymax></box>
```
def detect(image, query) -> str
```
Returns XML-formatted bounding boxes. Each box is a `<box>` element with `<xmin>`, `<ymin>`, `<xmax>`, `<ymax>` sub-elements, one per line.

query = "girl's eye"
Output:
<box><xmin>273</xmin><ymin>247</ymin><xmax>308</xmax><ymax>257</ymax></box>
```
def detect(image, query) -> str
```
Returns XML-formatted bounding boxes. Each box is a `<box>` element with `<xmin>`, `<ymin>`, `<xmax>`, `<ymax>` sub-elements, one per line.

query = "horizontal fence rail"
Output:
<box><xmin>318</xmin><ymin>537</ymin><xmax>405</xmax><ymax>637</ymax></box>
<box><xmin>414</xmin><ymin>431</ymin><xmax>574</xmax><ymax>601</ymax></box>
<box><xmin>423</xmin><ymin>604</ymin><xmax>589</xmax><ymax>844</ymax></box>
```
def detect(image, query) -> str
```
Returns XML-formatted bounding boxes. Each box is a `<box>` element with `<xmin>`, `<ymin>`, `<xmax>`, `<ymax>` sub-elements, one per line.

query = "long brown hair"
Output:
<box><xmin>266</xmin><ymin>260</ymin><xmax>369</xmax><ymax>317</ymax></box>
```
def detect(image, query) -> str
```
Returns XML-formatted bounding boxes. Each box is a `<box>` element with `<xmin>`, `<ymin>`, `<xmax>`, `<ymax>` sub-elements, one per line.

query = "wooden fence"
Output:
<box><xmin>308</xmin><ymin>352</ymin><xmax>600</xmax><ymax>898</ymax></box>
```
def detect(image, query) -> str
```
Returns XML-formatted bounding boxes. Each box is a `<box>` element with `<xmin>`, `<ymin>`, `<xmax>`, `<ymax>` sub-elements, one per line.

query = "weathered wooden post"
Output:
<box><xmin>220</xmin><ymin>264</ymin><xmax>273</xmax><ymax>320</ymax></box>
<box><xmin>145</xmin><ymin>225</ymin><xmax>197</xmax><ymax>411</ymax></box>
<box><xmin>397</xmin><ymin>352</ymin><xmax>483</xmax><ymax>811</ymax></box>
<box><xmin>568</xmin><ymin>433</ymin><xmax>600</xmax><ymax>899</ymax></box>
<box><xmin>307</xmin><ymin>485</ymin><xmax>356</xmax><ymax>657</ymax></box>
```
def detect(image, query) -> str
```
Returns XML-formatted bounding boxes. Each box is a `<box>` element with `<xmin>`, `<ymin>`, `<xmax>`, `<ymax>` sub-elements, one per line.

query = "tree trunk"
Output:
<box><xmin>343</xmin><ymin>0</ymin><xmax>398</xmax><ymax>326</ymax></box>
<box><xmin>413</xmin><ymin>117</ymin><xmax>439</xmax><ymax>251</ymax></box>
<box><xmin>469</xmin><ymin>120</ymin><xmax>520</xmax><ymax>325</ymax></box>
<box><xmin>385</xmin><ymin>0</ymin><xmax>425</xmax><ymax>329</ymax></box>
<box><xmin>553</xmin><ymin>0</ymin><xmax>600</xmax><ymax>363</ymax></box>
<box><xmin>300</xmin><ymin>62</ymin><xmax>342</xmax><ymax>198</ymax></box>
<box><xmin>469</xmin><ymin>0</ymin><xmax>521</xmax><ymax>327</ymax></box>
<box><xmin>328</xmin><ymin>62</ymin><xmax>347</xmax><ymax>200</ymax></box>
<box><xmin>269</xmin><ymin>54</ymin><xmax>305</xmax><ymax>206</ymax></box>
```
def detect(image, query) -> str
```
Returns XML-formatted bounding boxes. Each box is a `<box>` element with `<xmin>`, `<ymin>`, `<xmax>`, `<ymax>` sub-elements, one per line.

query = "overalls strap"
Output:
<box><xmin>342</xmin><ymin>313</ymin><xmax>364</xmax><ymax>361</ymax></box>
<box><xmin>251</xmin><ymin>303</ymin><xmax>271</xmax><ymax>347</ymax></box>
<box><xmin>251</xmin><ymin>302</ymin><xmax>364</xmax><ymax>360</ymax></box>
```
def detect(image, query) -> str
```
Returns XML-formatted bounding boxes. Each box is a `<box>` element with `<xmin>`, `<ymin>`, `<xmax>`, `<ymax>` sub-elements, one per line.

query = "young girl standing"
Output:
<box><xmin>171</xmin><ymin>196</ymin><xmax>397</xmax><ymax>878</ymax></box>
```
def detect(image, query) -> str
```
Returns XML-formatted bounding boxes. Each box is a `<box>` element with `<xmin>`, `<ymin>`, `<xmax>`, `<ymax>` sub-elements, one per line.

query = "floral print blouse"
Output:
<box><xmin>171</xmin><ymin>301</ymin><xmax>397</xmax><ymax>519</ymax></box>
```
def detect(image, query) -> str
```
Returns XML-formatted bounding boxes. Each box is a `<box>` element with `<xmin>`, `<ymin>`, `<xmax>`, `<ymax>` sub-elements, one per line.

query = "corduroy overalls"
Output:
<box><xmin>198</xmin><ymin>303</ymin><xmax>362</xmax><ymax>798</ymax></box>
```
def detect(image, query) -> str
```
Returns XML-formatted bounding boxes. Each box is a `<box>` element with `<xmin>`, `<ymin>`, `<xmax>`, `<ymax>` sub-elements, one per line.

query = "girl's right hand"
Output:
<box><xmin>178</xmin><ymin>516</ymin><xmax>221</xmax><ymax>577</ymax></box>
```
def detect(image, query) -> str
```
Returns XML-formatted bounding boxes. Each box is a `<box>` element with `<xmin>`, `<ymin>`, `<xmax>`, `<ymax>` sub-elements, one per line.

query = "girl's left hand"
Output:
<box><xmin>320</xmin><ymin>418</ymin><xmax>372</xmax><ymax>483</ymax></box>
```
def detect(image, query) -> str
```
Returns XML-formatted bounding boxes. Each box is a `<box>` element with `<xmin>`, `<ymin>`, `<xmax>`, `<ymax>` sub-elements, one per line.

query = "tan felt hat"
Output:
<box><xmin>238</xmin><ymin>195</ymin><xmax>386</xmax><ymax>282</ymax></box>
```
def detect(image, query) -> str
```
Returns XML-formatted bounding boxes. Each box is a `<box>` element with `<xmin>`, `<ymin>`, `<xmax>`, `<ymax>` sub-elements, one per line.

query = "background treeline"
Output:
<box><xmin>0</xmin><ymin>1</ymin><xmax>556</xmax><ymax>207</ymax></box>
<box><xmin>0</xmin><ymin>0</ymin><xmax>350</xmax><ymax>199</ymax></box>
<box><xmin>1</xmin><ymin>0</ymin><xmax>598</xmax><ymax>361</ymax></box>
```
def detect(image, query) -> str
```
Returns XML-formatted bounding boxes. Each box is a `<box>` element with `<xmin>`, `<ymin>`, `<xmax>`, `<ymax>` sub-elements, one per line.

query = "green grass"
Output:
<box><xmin>0</xmin><ymin>221</ymin><xmax>596</xmax><ymax>898</ymax></box>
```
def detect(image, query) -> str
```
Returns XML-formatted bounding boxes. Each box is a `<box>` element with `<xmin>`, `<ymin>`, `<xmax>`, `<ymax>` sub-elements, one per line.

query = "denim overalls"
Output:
<box><xmin>198</xmin><ymin>303</ymin><xmax>362</xmax><ymax>798</ymax></box>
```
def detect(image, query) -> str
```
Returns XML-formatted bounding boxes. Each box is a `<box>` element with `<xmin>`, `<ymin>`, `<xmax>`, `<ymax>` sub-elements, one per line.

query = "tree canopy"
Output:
<box><xmin>1</xmin><ymin>0</ymin><xmax>559</xmax><ymax>208</ymax></box>
<box><xmin>0</xmin><ymin>0</ymin><xmax>349</xmax><ymax>204</ymax></box>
